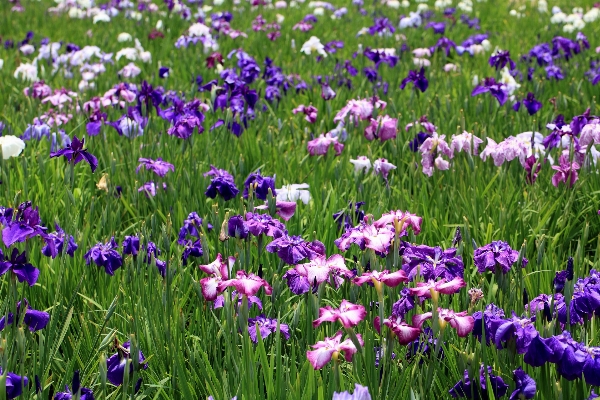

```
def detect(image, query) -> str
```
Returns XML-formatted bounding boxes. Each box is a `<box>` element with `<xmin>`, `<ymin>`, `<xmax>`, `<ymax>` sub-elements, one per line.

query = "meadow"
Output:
<box><xmin>0</xmin><ymin>0</ymin><xmax>600</xmax><ymax>398</ymax></box>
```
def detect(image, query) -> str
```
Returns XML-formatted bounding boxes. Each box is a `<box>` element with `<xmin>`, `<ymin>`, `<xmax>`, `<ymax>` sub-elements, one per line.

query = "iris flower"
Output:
<box><xmin>313</xmin><ymin>299</ymin><xmax>366</xmax><ymax>328</ymax></box>
<box><xmin>306</xmin><ymin>331</ymin><xmax>363</xmax><ymax>369</ymax></box>
<box><xmin>50</xmin><ymin>135</ymin><xmax>98</xmax><ymax>172</ymax></box>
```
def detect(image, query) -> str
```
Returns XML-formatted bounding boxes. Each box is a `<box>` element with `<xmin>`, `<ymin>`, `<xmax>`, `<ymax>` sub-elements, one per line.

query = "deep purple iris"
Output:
<box><xmin>0</xmin><ymin>298</ymin><xmax>49</xmax><ymax>332</ymax></box>
<box><xmin>204</xmin><ymin>166</ymin><xmax>239</xmax><ymax>201</ymax></box>
<box><xmin>41</xmin><ymin>224</ymin><xmax>78</xmax><ymax>258</ymax></box>
<box><xmin>333</xmin><ymin>202</ymin><xmax>366</xmax><ymax>232</ymax></box>
<box><xmin>84</xmin><ymin>238</ymin><xmax>123</xmax><ymax>276</ymax></box>
<box><xmin>471</xmin><ymin>77</ymin><xmax>508</xmax><ymax>106</ymax></box>
<box><xmin>228</xmin><ymin>215</ymin><xmax>249</xmax><ymax>239</ymax></box>
<box><xmin>401</xmin><ymin>244</ymin><xmax>464</xmax><ymax>281</ymax></box>
<box><xmin>449</xmin><ymin>366</ymin><xmax>508</xmax><ymax>399</ymax></box>
<box><xmin>243</xmin><ymin>171</ymin><xmax>276</xmax><ymax>200</ymax></box>
<box><xmin>473</xmin><ymin>240</ymin><xmax>527</xmax><ymax>274</ymax></box>
<box><xmin>2</xmin><ymin>201</ymin><xmax>47</xmax><ymax>248</ymax></box>
<box><xmin>522</xmin><ymin>92</ymin><xmax>542</xmax><ymax>115</ymax></box>
<box><xmin>265</xmin><ymin>235</ymin><xmax>324</xmax><ymax>265</ymax></box>
<box><xmin>400</xmin><ymin>68</ymin><xmax>428</xmax><ymax>92</ymax></box>
<box><xmin>0</xmin><ymin>248</ymin><xmax>40</xmax><ymax>286</ymax></box>
<box><xmin>106</xmin><ymin>341</ymin><xmax>147</xmax><ymax>387</ymax></box>
<box><xmin>244</xmin><ymin>212</ymin><xmax>286</xmax><ymax>238</ymax></box>
<box><xmin>54</xmin><ymin>370</ymin><xmax>94</xmax><ymax>400</ymax></box>
<box><xmin>489</xmin><ymin>50</ymin><xmax>516</xmax><ymax>70</ymax></box>
<box><xmin>50</xmin><ymin>135</ymin><xmax>98</xmax><ymax>172</ymax></box>
<box><xmin>247</xmin><ymin>315</ymin><xmax>290</xmax><ymax>343</ymax></box>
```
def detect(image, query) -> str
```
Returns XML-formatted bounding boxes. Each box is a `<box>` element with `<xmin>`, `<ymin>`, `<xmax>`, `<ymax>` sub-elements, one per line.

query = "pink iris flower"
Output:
<box><xmin>294</xmin><ymin>254</ymin><xmax>353</xmax><ymax>286</ymax></box>
<box><xmin>218</xmin><ymin>270</ymin><xmax>273</xmax><ymax>297</ymax></box>
<box><xmin>408</xmin><ymin>277</ymin><xmax>467</xmax><ymax>298</ymax></box>
<box><xmin>307</xmin><ymin>133</ymin><xmax>344</xmax><ymax>156</ymax></box>
<box><xmin>313</xmin><ymin>299</ymin><xmax>366</xmax><ymax>328</ymax></box>
<box><xmin>334</xmin><ymin>97</ymin><xmax>387</xmax><ymax>124</ymax></box>
<box><xmin>353</xmin><ymin>270</ymin><xmax>408</xmax><ymax>288</ymax></box>
<box><xmin>364</xmin><ymin>115</ymin><xmax>398</xmax><ymax>142</ymax></box>
<box><xmin>374</xmin><ymin>316</ymin><xmax>422</xmax><ymax>345</ymax></box>
<box><xmin>413</xmin><ymin>308</ymin><xmax>475</xmax><ymax>337</ymax></box>
<box><xmin>374</xmin><ymin>210</ymin><xmax>422</xmax><ymax>235</ymax></box>
<box><xmin>551</xmin><ymin>154</ymin><xmax>580</xmax><ymax>188</ymax></box>
<box><xmin>306</xmin><ymin>331</ymin><xmax>364</xmax><ymax>369</ymax></box>
<box><xmin>198</xmin><ymin>254</ymin><xmax>234</xmax><ymax>301</ymax></box>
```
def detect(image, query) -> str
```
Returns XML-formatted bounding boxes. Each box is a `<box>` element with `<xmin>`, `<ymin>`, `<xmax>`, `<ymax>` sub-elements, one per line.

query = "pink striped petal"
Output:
<box><xmin>338</xmin><ymin>300</ymin><xmax>366</xmax><ymax>328</ymax></box>
<box><xmin>198</xmin><ymin>254</ymin><xmax>224</xmax><ymax>276</ymax></box>
<box><xmin>409</xmin><ymin>281</ymin><xmax>436</xmax><ymax>298</ymax></box>
<box><xmin>306</xmin><ymin>347</ymin><xmax>336</xmax><ymax>370</ymax></box>
<box><xmin>353</xmin><ymin>272</ymin><xmax>375</xmax><ymax>286</ymax></box>
<box><xmin>392</xmin><ymin>322</ymin><xmax>422</xmax><ymax>345</ymax></box>
<box><xmin>412</xmin><ymin>312</ymin><xmax>433</xmax><ymax>329</ymax></box>
<box><xmin>313</xmin><ymin>306</ymin><xmax>340</xmax><ymax>328</ymax></box>
<box><xmin>379</xmin><ymin>270</ymin><xmax>409</xmax><ymax>287</ymax></box>
<box><xmin>200</xmin><ymin>276</ymin><xmax>221</xmax><ymax>301</ymax></box>
<box><xmin>435</xmin><ymin>277</ymin><xmax>466</xmax><ymax>295</ymax></box>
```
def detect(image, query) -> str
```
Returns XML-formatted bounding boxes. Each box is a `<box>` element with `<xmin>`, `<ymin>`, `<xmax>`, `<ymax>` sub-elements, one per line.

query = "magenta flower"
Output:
<box><xmin>364</xmin><ymin>115</ymin><xmax>397</xmax><ymax>142</ymax></box>
<box><xmin>307</xmin><ymin>134</ymin><xmax>344</xmax><ymax>156</ymax></box>
<box><xmin>408</xmin><ymin>277</ymin><xmax>467</xmax><ymax>298</ymax></box>
<box><xmin>552</xmin><ymin>154</ymin><xmax>580</xmax><ymax>188</ymax></box>
<box><xmin>293</xmin><ymin>254</ymin><xmax>354</xmax><ymax>286</ymax></box>
<box><xmin>334</xmin><ymin>97</ymin><xmax>386</xmax><ymax>124</ymax></box>
<box><xmin>306</xmin><ymin>331</ymin><xmax>363</xmax><ymax>369</ymax></box>
<box><xmin>419</xmin><ymin>133</ymin><xmax>453</xmax><ymax>177</ymax></box>
<box><xmin>198</xmin><ymin>254</ymin><xmax>233</xmax><ymax>301</ymax></box>
<box><xmin>218</xmin><ymin>270</ymin><xmax>273</xmax><ymax>297</ymax></box>
<box><xmin>413</xmin><ymin>308</ymin><xmax>475</xmax><ymax>337</ymax></box>
<box><xmin>292</xmin><ymin>104</ymin><xmax>318</xmax><ymax>123</ymax></box>
<box><xmin>335</xmin><ymin>221</ymin><xmax>395</xmax><ymax>254</ymax></box>
<box><xmin>374</xmin><ymin>210</ymin><xmax>422</xmax><ymax>235</ymax></box>
<box><xmin>374</xmin><ymin>316</ymin><xmax>422</xmax><ymax>345</ymax></box>
<box><xmin>313</xmin><ymin>299</ymin><xmax>366</xmax><ymax>328</ymax></box>
<box><xmin>353</xmin><ymin>270</ymin><xmax>408</xmax><ymax>288</ymax></box>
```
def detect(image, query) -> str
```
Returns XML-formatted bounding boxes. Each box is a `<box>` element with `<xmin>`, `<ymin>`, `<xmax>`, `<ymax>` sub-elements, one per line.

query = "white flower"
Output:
<box><xmin>139</xmin><ymin>51</ymin><xmax>152</xmax><ymax>63</ymax></box>
<box><xmin>417</xmin><ymin>3</ymin><xmax>428</xmax><ymax>11</ymax></box>
<box><xmin>277</xmin><ymin>184</ymin><xmax>311</xmax><ymax>204</ymax></box>
<box><xmin>412</xmin><ymin>48</ymin><xmax>431</xmax><ymax>58</ymax></box>
<box><xmin>313</xmin><ymin>6</ymin><xmax>324</xmax><ymax>15</ymax></box>
<box><xmin>0</xmin><ymin>136</ymin><xmax>26</xmax><ymax>159</ymax></box>
<box><xmin>117</xmin><ymin>32</ymin><xmax>133</xmax><ymax>42</ymax></box>
<box><xmin>68</xmin><ymin>7</ymin><xmax>84</xmax><ymax>18</ymax></box>
<box><xmin>413</xmin><ymin>58</ymin><xmax>431</xmax><ymax>67</ymax></box>
<box><xmin>584</xmin><ymin>8</ymin><xmax>599</xmax><ymax>23</ymax></box>
<box><xmin>481</xmin><ymin>39</ymin><xmax>491</xmax><ymax>51</ymax></box>
<box><xmin>116</xmin><ymin>48</ymin><xmax>138</xmax><ymax>61</ymax></box>
<box><xmin>0</xmin><ymin>59</ymin><xmax>3</xmax><ymax>70</ymax></box>
<box><xmin>92</xmin><ymin>11</ymin><xmax>110</xmax><ymax>23</ymax></box>
<box><xmin>119</xmin><ymin>62</ymin><xmax>141</xmax><ymax>78</ymax></box>
<box><xmin>537</xmin><ymin>0</ymin><xmax>547</xmax><ymax>13</ymax></box>
<box><xmin>550</xmin><ymin>12</ymin><xmax>567</xmax><ymax>23</ymax></box>
<box><xmin>189</xmin><ymin>22</ymin><xmax>211</xmax><ymax>37</ymax></box>
<box><xmin>572</xmin><ymin>18</ymin><xmax>585</xmax><ymax>30</ymax></box>
<box><xmin>78</xmin><ymin>79</ymin><xmax>95</xmax><ymax>91</ymax></box>
<box><xmin>401</xmin><ymin>0</ymin><xmax>409</xmax><ymax>7</ymax></box>
<box><xmin>77</xmin><ymin>0</ymin><xmax>92</xmax><ymax>8</ymax></box>
<box><xmin>350</xmin><ymin>156</ymin><xmax>372</xmax><ymax>173</ymax></box>
<box><xmin>387</xmin><ymin>0</ymin><xmax>400</xmax><ymax>8</ymax></box>
<box><xmin>276</xmin><ymin>13</ymin><xmax>285</xmax><ymax>23</ymax></box>
<box><xmin>14</xmin><ymin>63</ymin><xmax>38</xmax><ymax>81</ymax></box>
<box><xmin>562</xmin><ymin>24</ymin><xmax>575</xmax><ymax>33</ymax></box>
<box><xmin>275</xmin><ymin>0</ymin><xmax>287</xmax><ymax>7</ymax></box>
<box><xmin>20</xmin><ymin>44</ymin><xmax>35</xmax><ymax>56</ymax></box>
<box><xmin>301</xmin><ymin>36</ymin><xmax>327</xmax><ymax>57</ymax></box>
<box><xmin>500</xmin><ymin>67</ymin><xmax>520</xmax><ymax>94</ymax></box>
<box><xmin>444</xmin><ymin>63</ymin><xmax>458</xmax><ymax>72</ymax></box>
<box><xmin>214</xmin><ymin>0</ymin><xmax>225</xmax><ymax>5</ymax></box>
<box><xmin>156</xmin><ymin>20</ymin><xmax>163</xmax><ymax>30</ymax></box>
<box><xmin>472</xmin><ymin>74</ymin><xmax>479</xmax><ymax>86</ymax></box>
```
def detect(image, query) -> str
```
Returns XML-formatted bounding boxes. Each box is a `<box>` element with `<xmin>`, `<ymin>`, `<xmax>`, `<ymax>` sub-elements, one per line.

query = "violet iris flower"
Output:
<box><xmin>471</xmin><ymin>78</ymin><xmax>508</xmax><ymax>106</ymax></box>
<box><xmin>473</xmin><ymin>240</ymin><xmax>527</xmax><ymax>274</ymax></box>
<box><xmin>333</xmin><ymin>202</ymin><xmax>366</xmax><ymax>232</ymax></box>
<box><xmin>266</xmin><ymin>234</ymin><xmax>323</xmax><ymax>265</ymax></box>
<box><xmin>2</xmin><ymin>202</ymin><xmax>47</xmax><ymax>247</ymax></box>
<box><xmin>400</xmin><ymin>68</ymin><xmax>428</xmax><ymax>92</ymax></box>
<box><xmin>425</xmin><ymin>21</ymin><xmax>446</xmax><ymax>34</ymax></box>
<box><xmin>228</xmin><ymin>215</ymin><xmax>248</xmax><ymax>239</ymax></box>
<box><xmin>522</xmin><ymin>92</ymin><xmax>542</xmax><ymax>115</ymax></box>
<box><xmin>136</xmin><ymin>158</ymin><xmax>175</xmax><ymax>177</ymax></box>
<box><xmin>401</xmin><ymin>245</ymin><xmax>464</xmax><ymax>281</ymax></box>
<box><xmin>247</xmin><ymin>315</ymin><xmax>290</xmax><ymax>343</ymax></box>
<box><xmin>509</xmin><ymin>368</ymin><xmax>536</xmax><ymax>399</ymax></box>
<box><xmin>177</xmin><ymin>212</ymin><xmax>213</xmax><ymax>244</ymax></box>
<box><xmin>41</xmin><ymin>224</ymin><xmax>78</xmax><ymax>258</ymax></box>
<box><xmin>54</xmin><ymin>370</ymin><xmax>94</xmax><ymax>400</ymax></box>
<box><xmin>489</xmin><ymin>50</ymin><xmax>516</xmax><ymax>70</ymax></box>
<box><xmin>0</xmin><ymin>298</ymin><xmax>49</xmax><ymax>332</ymax></box>
<box><xmin>244</xmin><ymin>212</ymin><xmax>286</xmax><ymax>238</ymax></box>
<box><xmin>493</xmin><ymin>312</ymin><xmax>537</xmax><ymax>353</ymax></box>
<box><xmin>333</xmin><ymin>384</ymin><xmax>371</xmax><ymax>400</ymax></box>
<box><xmin>0</xmin><ymin>248</ymin><xmax>40</xmax><ymax>286</ymax></box>
<box><xmin>106</xmin><ymin>341</ymin><xmax>147</xmax><ymax>386</ymax></box>
<box><xmin>84</xmin><ymin>237</ymin><xmax>123</xmax><ymax>276</ymax></box>
<box><xmin>86</xmin><ymin>110</ymin><xmax>107</xmax><ymax>136</ymax></box>
<box><xmin>50</xmin><ymin>135</ymin><xmax>98</xmax><ymax>172</ymax></box>
<box><xmin>449</xmin><ymin>366</ymin><xmax>509</xmax><ymax>399</ymax></box>
<box><xmin>551</xmin><ymin>154</ymin><xmax>580</xmax><ymax>188</ymax></box>
<box><xmin>122</xmin><ymin>235</ymin><xmax>140</xmax><ymax>256</ymax></box>
<box><xmin>107</xmin><ymin>107</ymin><xmax>147</xmax><ymax>138</ymax></box>
<box><xmin>204</xmin><ymin>166</ymin><xmax>239</xmax><ymax>201</ymax></box>
<box><xmin>545</xmin><ymin>65</ymin><xmax>564</xmax><ymax>80</ymax></box>
<box><xmin>471</xmin><ymin>303</ymin><xmax>505</xmax><ymax>345</ymax></box>
<box><xmin>392</xmin><ymin>288</ymin><xmax>415</xmax><ymax>319</ymax></box>
<box><xmin>243</xmin><ymin>171</ymin><xmax>276</xmax><ymax>200</ymax></box>
<box><xmin>143</xmin><ymin>242</ymin><xmax>167</xmax><ymax>277</ymax></box>
<box><xmin>430</xmin><ymin>37</ymin><xmax>456</xmax><ymax>56</ymax></box>
<box><xmin>0</xmin><ymin>368</ymin><xmax>28</xmax><ymax>399</ymax></box>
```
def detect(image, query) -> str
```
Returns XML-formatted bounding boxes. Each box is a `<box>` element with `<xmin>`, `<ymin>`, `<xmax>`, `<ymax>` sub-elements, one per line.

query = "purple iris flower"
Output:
<box><xmin>181</xmin><ymin>239</ymin><xmax>203</xmax><ymax>265</ymax></box>
<box><xmin>523</xmin><ymin>332</ymin><xmax>555</xmax><ymax>367</ymax></box>
<box><xmin>363</xmin><ymin>67</ymin><xmax>378</xmax><ymax>82</ymax></box>
<box><xmin>2</xmin><ymin>202</ymin><xmax>47</xmax><ymax>247</ymax></box>
<box><xmin>400</xmin><ymin>68</ymin><xmax>428</xmax><ymax>92</ymax></box>
<box><xmin>551</xmin><ymin>36</ymin><xmax>581</xmax><ymax>61</ymax></box>
<box><xmin>143</xmin><ymin>242</ymin><xmax>166</xmax><ymax>277</ymax></box>
<box><xmin>510</xmin><ymin>368</ymin><xmax>536</xmax><ymax>400</ymax></box>
<box><xmin>430</xmin><ymin>37</ymin><xmax>456</xmax><ymax>56</ymax></box>
<box><xmin>553</xmin><ymin>270</ymin><xmax>568</xmax><ymax>293</ymax></box>
<box><xmin>522</xmin><ymin>92</ymin><xmax>542</xmax><ymax>115</ymax></box>
<box><xmin>0</xmin><ymin>368</ymin><xmax>28</xmax><ymax>399</ymax></box>
<box><xmin>401</xmin><ymin>244</ymin><xmax>464</xmax><ymax>281</ymax></box>
<box><xmin>158</xmin><ymin>66</ymin><xmax>170</xmax><ymax>78</ymax></box>
<box><xmin>471</xmin><ymin>78</ymin><xmax>508</xmax><ymax>106</ymax></box>
<box><xmin>425</xmin><ymin>21</ymin><xmax>446</xmax><ymax>34</ymax></box>
<box><xmin>86</xmin><ymin>110</ymin><xmax>107</xmax><ymax>136</ymax></box>
<box><xmin>489</xmin><ymin>50</ymin><xmax>516</xmax><ymax>70</ymax></box>
<box><xmin>41</xmin><ymin>224</ymin><xmax>78</xmax><ymax>258</ymax></box>
<box><xmin>203</xmin><ymin>166</ymin><xmax>239</xmax><ymax>201</ymax></box>
<box><xmin>247</xmin><ymin>315</ymin><xmax>290</xmax><ymax>343</ymax></box>
<box><xmin>243</xmin><ymin>171</ymin><xmax>276</xmax><ymax>200</ymax></box>
<box><xmin>368</xmin><ymin>17</ymin><xmax>395</xmax><ymax>36</ymax></box>
<box><xmin>123</xmin><ymin>235</ymin><xmax>140</xmax><ymax>256</ymax></box>
<box><xmin>473</xmin><ymin>240</ymin><xmax>527</xmax><ymax>274</ymax></box>
<box><xmin>177</xmin><ymin>212</ymin><xmax>213</xmax><ymax>244</ymax></box>
<box><xmin>136</xmin><ymin>158</ymin><xmax>175</xmax><ymax>177</ymax></box>
<box><xmin>244</xmin><ymin>212</ymin><xmax>286</xmax><ymax>238</ymax></box>
<box><xmin>493</xmin><ymin>312</ymin><xmax>537</xmax><ymax>352</ymax></box>
<box><xmin>54</xmin><ymin>370</ymin><xmax>94</xmax><ymax>400</ymax></box>
<box><xmin>333</xmin><ymin>384</ymin><xmax>371</xmax><ymax>400</ymax></box>
<box><xmin>167</xmin><ymin>113</ymin><xmax>204</xmax><ymax>139</ymax></box>
<box><xmin>363</xmin><ymin>48</ymin><xmax>398</xmax><ymax>69</ymax></box>
<box><xmin>545</xmin><ymin>65</ymin><xmax>564</xmax><ymax>80</ymax></box>
<box><xmin>449</xmin><ymin>366</ymin><xmax>509</xmax><ymax>399</ymax></box>
<box><xmin>409</xmin><ymin>132</ymin><xmax>432</xmax><ymax>152</ymax></box>
<box><xmin>228</xmin><ymin>215</ymin><xmax>249</xmax><ymax>239</ymax></box>
<box><xmin>528</xmin><ymin>43</ymin><xmax>553</xmax><ymax>66</ymax></box>
<box><xmin>106</xmin><ymin>341</ymin><xmax>147</xmax><ymax>386</ymax></box>
<box><xmin>472</xmin><ymin>303</ymin><xmax>505</xmax><ymax>345</ymax></box>
<box><xmin>50</xmin><ymin>135</ymin><xmax>98</xmax><ymax>172</ymax></box>
<box><xmin>265</xmin><ymin>235</ymin><xmax>323</xmax><ymax>265</ymax></box>
<box><xmin>0</xmin><ymin>249</ymin><xmax>40</xmax><ymax>286</ymax></box>
<box><xmin>0</xmin><ymin>298</ymin><xmax>49</xmax><ymax>332</ymax></box>
<box><xmin>107</xmin><ymin>107</ymin><xmax>147</xmax><ymax>138</ymax></box>
<box><xmin>570</xmin><ymin>108</ymin><xmax>591</xmax><ymax>135</ymax></box>
<box><xmin>84</xmin><ymin>238</ymin><xmax>123</xmax><ymax>276</ymax></box>
<box><xmin>392</xmin><ymin>287</ymin><xmax>415</xmax><ymax>319</ymax></box>
<box><xmin>281</xmin><ymin>269</ymin><xmax>311</xmax><ymax>295</ymax></box>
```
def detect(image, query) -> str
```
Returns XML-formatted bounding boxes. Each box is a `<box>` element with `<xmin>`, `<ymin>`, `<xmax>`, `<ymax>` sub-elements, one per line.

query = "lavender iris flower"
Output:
<box><xmin>247</xmin><ymin>315</ymin><xmax>290</xmax><ymax>343</ymax></box>
<box><xmin>84</xmin><ymin>238</ymin><xmax>123</xmax><ymax>276</ymax></box>
<box><xmin>108</xmin><ymin>107</ymin><xmax>147</xmax><ymax>138</ymax></box>
<box><xmin>471</xmin><ymin>78</ymin><xmax>508</xmax><ymax>106</ymax></box>
<box><xmin>243</xmin><ymin>171</ymin><xmax>276</xmax><ymax>200</ymax></box>
<box><xmin>2</xmin><ymin>202</ymin><xmax>47</xmax><ymax>247</ymax></box>
<box><xmin>244</xmin><ymin>212</ymin><xmax>286</xmax><ymax>238</ymax></box>
<box><xmin>473</xmin><ymin>240</ymin><xmax>527</xmax><ymax>274</ymax></box>
<box><xmin>106</xmin><ymin>341</ymin><xmax>147</xmax><ymax>386</ymax></box>
<box><xmin>449</xmin><ymin>366</ymin><xmax>509</xmax><ymax>399</ymax></box>
<box><xmin>266</xmin><ymin>235</ymin><xmax>323</xmax><ymax>265</ymax></box>
<box><xmin>41</xmin><ymin>224</ymin><xmax>78</xmax><ymax>258</ymax></box>
<box><xmin>0</xmin><ymin>299</ymin><xmax>50</xmax><ymax>332</ymax></box>
<box><xmin>409</xmin><ymin>132</ymin><xmax>432</xmax><ymax>152</ymax></box>
<box><xmin>54</xmin><ymin>370</ymin><xmax>94</xmax><ymax>400</ymax></box>
<box><xmin>50</xmin><ymin>135</ymin><xmax>98</xmax><ymax>172</ymax></box>
<box><xmin>136</xmin><ymin>158</ymin><xmax>175</xmax><ymax>177</ymax></box>
<box><xmin>401</xmin><ymin>244</ymin><xmax>464</xmax><ymax>281</ymax></box>
<box><xmin>0</xmin><ymin>248</ymin><xmax>40</xmax><ymax>286</ymax></box>
<box><xmin>204</xmin><ymin>166</ymin><xmax>239</xmax><ymax>201</ymax></box>
<box><xmin>400</xmin><ymin>68</ymin><xmax>428</xmax><ymax>92</ymax></box>
<box><xmin>545</xmin><ymin>65</ymin><xmax>564</xmax><ymax>80</ymax></box>
<box><xmin>333</xmin><ymin>384</ymin><xmax>372</xmax><ymax>400</ymax></box>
